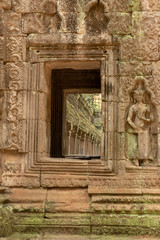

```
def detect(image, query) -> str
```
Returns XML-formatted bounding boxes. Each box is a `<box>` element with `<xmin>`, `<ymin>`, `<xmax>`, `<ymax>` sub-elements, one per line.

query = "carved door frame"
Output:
<box><xmin>24</xmin><ymin>43</ymin><xmax>119</xmax><ymax>185</ymax></box>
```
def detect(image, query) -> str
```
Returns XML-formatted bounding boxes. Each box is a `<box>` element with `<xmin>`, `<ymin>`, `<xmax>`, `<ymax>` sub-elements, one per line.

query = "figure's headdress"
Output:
<box><xmin>133</xmin><ymin>84</ymin><xmax>145</xmax><ymax>96</ymax></box>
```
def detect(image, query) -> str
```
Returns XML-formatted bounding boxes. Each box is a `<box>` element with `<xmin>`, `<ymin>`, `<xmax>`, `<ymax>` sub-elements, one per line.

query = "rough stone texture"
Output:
<box><xmin>1</xmin><ymin>234</ymin><xmax>160</xmax><ymax>240</ymax></box>
<box><xmin>0</xmin><ymin>0</ymin><xmax>160</xmax><ymax>237</ymax></box>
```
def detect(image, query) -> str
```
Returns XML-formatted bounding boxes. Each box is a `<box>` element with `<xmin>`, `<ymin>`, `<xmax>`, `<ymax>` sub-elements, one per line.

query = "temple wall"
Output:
<box><xmin>1</xmin><ymin>0</ymin><xmax>160</xmax><ymax>237</ymax></box>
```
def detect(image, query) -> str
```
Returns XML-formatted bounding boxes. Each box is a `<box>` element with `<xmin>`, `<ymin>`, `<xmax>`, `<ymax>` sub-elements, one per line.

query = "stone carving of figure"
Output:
<box><xmin>126</xmin><ymin>80</ymin><xmax>155</xmax><ymax>166</ymax></box>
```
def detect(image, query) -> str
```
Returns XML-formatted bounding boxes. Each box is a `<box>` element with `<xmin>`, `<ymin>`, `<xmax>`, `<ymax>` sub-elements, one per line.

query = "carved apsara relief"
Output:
<box><xmin>125</xmin><ymin>77</ymin><xmax>158</xmax><ymax>166</ymax></box>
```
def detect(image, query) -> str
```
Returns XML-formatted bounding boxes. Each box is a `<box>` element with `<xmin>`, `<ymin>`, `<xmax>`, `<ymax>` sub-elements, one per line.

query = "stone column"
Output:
<box><xmin>101</xmin><ymin>50</ymin><xmax>118</xmax><ymax>170</ymax></box>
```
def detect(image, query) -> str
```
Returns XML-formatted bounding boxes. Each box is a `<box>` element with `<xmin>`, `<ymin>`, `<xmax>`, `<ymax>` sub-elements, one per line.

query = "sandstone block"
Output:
<box><xmin>0</xmin><ymin>9</ymin><xmax>4</xmax><ymax>36</ymax></box>
<box><xmin>118</xmin><ymin>103</ymin><xmax>128</xmax><ymax>132</ymax></box>
<box><xmin>12</xmin><ymin>0</ymin><xmax>57</xmax><ymax>13</ymax></box>
<box><xmin>5</xmin><ymin>62</ymin><xmax>23</xmax><ymax>90</ymax></box>
<box><xmin>132</xmin><ymin>12</ymin><xmax>160</xmax><ymax>37</ymax></box>
<box><xmin>0</xmin><ymin>37</ymin><xmax>4</xmax><ymax>60</ymax></box>
<box><xmin>141</xmin><ymin>0</ymin><xmax>160</xmax><ymax>11</ymax></box>
<box><xmin>0</xmin><ymin>0</ymin><xmax>11</xmax><ymax>10</ymax></box>
<box><xmin>2</xmin><ymin>175</ymin><xmax>40</xmax><ymax>187</ymax></box>
<box><xmin>5</xmin><ymin>12</ymin><xmax>21</xmax><ymax>36</ymax></box>
<box><xmin>38</xmin><ymin>93</ymin><xmax>47</xmax><ymax>121</ymax></box>
<box><xmin>120</xmin><ymin>36</ymin><xmax>159</xmax><ymax>61</ymax></box>
<box><xmin>103</xmin><ymin>0</ymin><xmax>127</xmax><ymax>12</ymax></box>
<box><xmin>5</xmin><ymin>37</ymin><xmax>26</xmax><ymax>62</ymax></box>
<box><xmin>22</xmin><ymin>13</ymin><xmax>53</xmax><ymax>34</ymax></box>
<box><xmin>5</xmin><ymin>188</ymin><xmax>46</xmax><ymax>203</ymax></box>
<box><xmin>58</xmin><ymin>0</ymin><xmax>80</xmax><ymax>13</ymax></box>
<box><xmin>152</xmin><ymin>61</ymin><xmax>160</xmax><ymax>76</ymax></box>
<box><xmin>102</xmin><ymin>77</ymin><xmax>117</xmax><ymax>102</ymax></box>
<box><xmin>0</xmin><ymin>62</ymin><xmax>4</xmax><ymax>89</ymax></box>
<box><xmin>46</xmin><ymin>189</ymin><xmax>90</xmax><ymax>213</ymax></box>
<box><xmin>117</xmin><ymin>135</ymin><xmax>126</xmax><ymax>160</ymax></box>
<box><xmin>107</xmin><ymin>13</ymin><xmax>131</xmax><ymax>35</ymax></box>
<box><xmin>119</xmin><ymin>61</ymin><xmax>152</xmax><ymax>77</ymax></box>
<box><xmin>41</xmin><ymin>175</ymin><xmax>88</xmax><ymax>188</ymax></box>
<box><xmin>119</xmin><ymin>77</ymin><xmax>133</xmax><ymax>103</ymax></box>
<box><xmin>37</xmin><ymin>120</ymin><xmax>47</xmax><ymax>153</ymax></box>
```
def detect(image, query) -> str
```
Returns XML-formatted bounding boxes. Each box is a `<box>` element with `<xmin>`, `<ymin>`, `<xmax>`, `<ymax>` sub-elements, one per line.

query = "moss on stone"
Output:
<box><xmin>127</xmin><ymin>132</ymin><xmax>137</xmax><ymax>160</ymax></box>
<box><xmin>128</xmin><ymin>0</ymin><xmax>141</xmax><ymax>11</ymax></box>
<box><xmin>0</xmin><ymin>205</ymin><xmax>14</xmax><ymax>237</ymax></box>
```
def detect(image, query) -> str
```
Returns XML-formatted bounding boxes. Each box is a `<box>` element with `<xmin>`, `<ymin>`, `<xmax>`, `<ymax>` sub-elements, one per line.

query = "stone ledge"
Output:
<box><xmin>27</xmin><ymin>33</ymin><xmax>112</xmax><ymax>47</ymax></box>
<box><xmin>126</xmin><ymin>166</ymin><xmax>159</xmax><ymax>174</ymax></box>
<box><xmin>11</xmin><ymin>213</ymin><xmax>160</xmax><ymax>237</ymax></box>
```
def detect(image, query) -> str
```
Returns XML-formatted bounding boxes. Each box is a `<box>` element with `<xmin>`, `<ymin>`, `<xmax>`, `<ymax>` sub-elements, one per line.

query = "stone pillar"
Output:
<box><xmin>101</xmin><ymin>50</ymin><xmax>118</xmax><ymax>170</ymax></box>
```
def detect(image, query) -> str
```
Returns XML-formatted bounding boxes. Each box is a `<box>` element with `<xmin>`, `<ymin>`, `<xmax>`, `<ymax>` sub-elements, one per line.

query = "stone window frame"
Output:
<box><xmin>25</xmin><ymin>44</ymin><xmax>118</xmax><ymax>178</ymax></box>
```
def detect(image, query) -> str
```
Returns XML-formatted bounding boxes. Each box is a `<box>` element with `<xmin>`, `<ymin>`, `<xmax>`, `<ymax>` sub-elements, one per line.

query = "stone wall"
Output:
<box><xmin>0</xmin><ymin>0</ymin><xmax>160</xmax><ymax>237</ymax></box>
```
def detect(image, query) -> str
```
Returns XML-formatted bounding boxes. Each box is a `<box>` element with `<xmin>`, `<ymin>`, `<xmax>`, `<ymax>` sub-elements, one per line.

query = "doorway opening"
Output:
<box><xmin>51</xmin><ymin>69</ymin><xmax>101</xmax><ymax>159</ymax></box>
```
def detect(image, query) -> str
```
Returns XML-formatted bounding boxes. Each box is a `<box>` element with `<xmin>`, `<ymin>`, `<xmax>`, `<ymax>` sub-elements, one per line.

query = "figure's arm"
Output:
<box><xmin>140</xmin><ymin>105</ymin><xmax>153</xmax><ymax>123</ymax></box>
<box><xmin>127</xmin><ymin>106</ymin><xmax>137</xmax><ymax>130</ymax></box>
<box><xmin>149</xmin><ymin>105</ymin><xmax>154</xmax><ymax>122</ymax></box>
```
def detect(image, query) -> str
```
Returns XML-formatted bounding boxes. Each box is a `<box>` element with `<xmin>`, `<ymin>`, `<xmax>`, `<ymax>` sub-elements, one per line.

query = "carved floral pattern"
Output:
<box><xmin>5</xmin><ymin>37</ymin><xmax>23</xmax><ymax>62</ymax></box>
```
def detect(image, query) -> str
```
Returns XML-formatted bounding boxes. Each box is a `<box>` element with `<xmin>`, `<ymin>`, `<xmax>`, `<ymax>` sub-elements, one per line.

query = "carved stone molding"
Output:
<box><xmin>20</xmin><ymin>44</ymin><xmax>119</xmax><ymax>178</ymax></box>
<box><xmin>88</xmin><ymin>176</ymin><xmax>160</xmax><ymax>194</ymax></box>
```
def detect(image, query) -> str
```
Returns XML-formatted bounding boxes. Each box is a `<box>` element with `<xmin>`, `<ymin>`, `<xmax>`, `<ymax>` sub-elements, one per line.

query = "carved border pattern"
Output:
<box><xmin>5</xmin><ymin>62</ymin><xmax>26</xmax><ymax>152</ymax></box>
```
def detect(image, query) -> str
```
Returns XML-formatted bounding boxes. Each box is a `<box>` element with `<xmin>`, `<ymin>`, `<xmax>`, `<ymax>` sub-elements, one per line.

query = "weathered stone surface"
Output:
<box><xmin>5</xmin><ymin>12</ymin><xmax>22</xmax><ymax>36</ymax></box>
<box><xmin>4</xmin><ymin>62</ymin><xmax>30</xmax><ymax>91</ymax></box>
<box><xmin>141</xmin><ymin>0</ymin><xmax>160</xmax><ymax>11</ymax></box>
<box><xmin>0</xmin><ymin>9</ymin><xmax>4</xmax><ymax>36</ymax></box>
<box><xmin>58</xmin><ymin>0</ymin><xmax>82</xmax><ymax>13</ymax></box>
<box><xmin>12</xmin><ymin>0</ymin><xmax>57</xmax><ymax>13</ymax></box>
<box><xmin>120</xmin><ymin>36</ymin><xmax>159</xmax><ymax>61</ymax></box>
<box><xmin>27</xmin><ymin>33</ymin><xmax>112</xmax><ymax>47</ymax></box>
<box><xmin>46</xmin><ymin>189</ymin><xmax>90</xmax><ymax>213</ymax></box>
<box><xmin>0</xmin><ymin>62</ymin><xmax>4</xmax><ymax>89</ymax></box>
<box><xmin>152</xmin><ymin>61</ymin><xmax>160</xmax><ymax>76</ymax></box>
<box><xmin>119</xmin><ymin>77</ymin><xmax>133</xmax><ymax>103</ymax></box>
<box><xmin>85</xmin><ymin>4</ymin><xmax>109</xmax><ymax>34</ymax></box>
<box><xmin>107</xmin><ymin>13</ymin><xmax>131</xmax><ymax>35</ymax></box>
<box><xmin>5</xmin><ymin>37</ymin><xmax>26</xmax><ymax>62</ymax></box>
<box><xmin>118</xmin><ymin>103</ymin><xmax>128</xmax><ymax>132</ymax></box>
<box><xmin>0</xmin><ymin>206</ymin><xmax>13</xmax><ymax>237</ymax></box>
<box><xmin>0</xmin><ymin>0</ymin><xmax>11</xmax><ymax>10</ymax></box>
<box><xmin>88</xmin><ymin>177</ymin><xmax>160</xmax><ymax>194</ymax></box>
<box><xmin>0</xmin><ymin>37</ymin><xmax>4</xmax><ymax>60</ymax></box>
<box><xmin>5</xmin><ymin>233</ymin><xmax>160</xmax><ymax>240</ymax></box>
<box><xmin>0</xmin><ymin>0</ymin><xmax>160</xmax><ymax>236</ymax></box>
<box><xmin>1</xmin><ymin>175</ymin><xmax>40</xmax><ymax>187</ymax></box>
<box><xmin>119</xmin><ymin>61</ymin><xmax>152</xmax><ymax>77</ymax></box>
<box><xmin>5</xmin><ymin>188</ymin><xmax>46</xmax><ymax>203</ymax></box>
<box><xmin>41</xmin><ymin>175</ymin><xmax>88</xmax><ymax>188</ymax></box>
<box><xmin>132</xmin><ymin>12</ymin><xmax>160</xmax><ymax>37</ymax></box>
<box><xmin>22</xmin><ymin>13</ymin><xmax>56</xmax><ymax>34</ymax></box>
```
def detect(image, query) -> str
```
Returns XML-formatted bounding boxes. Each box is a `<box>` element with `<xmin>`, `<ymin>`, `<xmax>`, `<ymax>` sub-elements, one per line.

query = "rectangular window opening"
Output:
<box><xmin>63</xmin><ymin>92</ymin><xmax>102</xmax><ymax>159</ymax></box>
<box><xmin>51</xmin><ymin>69</ymin><xmax>101</xmax><ymax>160</ymax></box>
